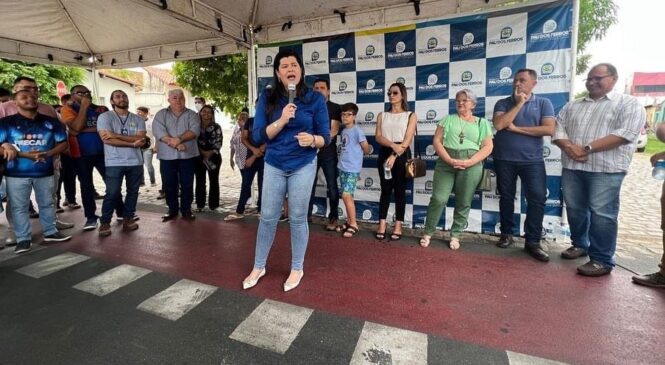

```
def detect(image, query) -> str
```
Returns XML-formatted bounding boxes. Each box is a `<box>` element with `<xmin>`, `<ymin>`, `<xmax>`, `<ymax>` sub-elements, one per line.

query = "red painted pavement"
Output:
<box><xmin>53</xmin><ymin>211</ymin><xmax>665</xmax><ymax>365</ymax></box>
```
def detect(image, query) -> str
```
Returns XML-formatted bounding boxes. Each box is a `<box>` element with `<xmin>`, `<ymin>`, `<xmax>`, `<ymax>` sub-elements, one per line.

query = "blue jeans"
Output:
<box><xmin>100</xmin><ymin>166</ymin><xmax>143</xmax><ymax>224</ymax></box>
<box><xmin>160</xmin><ymin>157</ymin><xmax>196</xmax><ymax>215</ymax></box>
<box><xmin>142</xmin><ymin>149</ymin><xmax>156</xmax><ymax>184</ymax></box>
<box><xmin>254</xmin><ymin>158</ymin><xmax>316</xmax><ymax>271</ymax></box>
<box><xmin>494</xmin><ymin>160</ymin><xmax>547</xmax><ymax>245</ymax></box>
<box><xmin>561</xmin><ymin>168</ymin><xmax>626</xmax><ymax>267</ymax></box>
<box><xmin>75</xmin><ymin>154</ymin><xmax>106</xmax><ymax>220</ymax></box>
<box><xmin>308</xmin><ymin>157</ymin><xmax>339</xmax><ymax>220</ymax></box>
<box><xmin>236</xmin><ymin>157</ymin><xmax>264</xmax><ymax>214</ymax></box>
<box><xmin>6</xmin><ymin>176</ymin><xmax>57</xmax><ymax>242</ymax></box>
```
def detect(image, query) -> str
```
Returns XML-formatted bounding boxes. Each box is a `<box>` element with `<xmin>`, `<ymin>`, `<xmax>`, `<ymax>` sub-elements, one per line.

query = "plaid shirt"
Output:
<box><xmin>554</xmin><ymin>92</ymin><xmax>646</xmax><ymax>173</ymax></box>
<box><xmin>230</xmin><ymin>124</ymin><xmax>248</xmax><ymax>170</ymax></box>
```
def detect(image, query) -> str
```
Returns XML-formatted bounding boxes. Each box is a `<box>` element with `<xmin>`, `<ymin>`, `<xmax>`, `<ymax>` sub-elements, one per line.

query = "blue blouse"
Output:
<box><xmin>253</xmin><ymin>88</ymin><xmax>331</xmax><ymax>172</ymax></box>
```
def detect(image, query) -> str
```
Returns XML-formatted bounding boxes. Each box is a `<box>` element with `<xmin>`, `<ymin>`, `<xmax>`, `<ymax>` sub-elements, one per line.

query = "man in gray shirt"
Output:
<box><xmin>153</xmin><ymin>89</ymin><xmax>200</xmax><ymax>221</ymax></box>
<box><xmin>553</xmin><ymin>63</ymin><xmax>645</xmax><ymax>277</ymax></box>
<box><xmin>97</xmin><ymin>90</ymin><xmax>146</xmax><ymax>237</ymax></box>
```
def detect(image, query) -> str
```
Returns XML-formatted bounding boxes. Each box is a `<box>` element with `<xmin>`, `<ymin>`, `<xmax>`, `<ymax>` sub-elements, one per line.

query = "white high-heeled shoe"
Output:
<box><xmin>283</xmin><ymin>271</ymin><xmax>304</xmax><ymax>292</ymax></box>
<box><xmin>242</xmin><ymin>268</ymin><xmax>266</xmax><ymax>290</ymax></box>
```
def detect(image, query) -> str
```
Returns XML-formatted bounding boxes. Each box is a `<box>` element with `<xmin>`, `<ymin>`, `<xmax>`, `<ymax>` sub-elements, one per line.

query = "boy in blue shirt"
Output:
<box><xmin>336</xmin><ymin>103</ymin><xmax>370</xmax><ymax>238</ymax></box>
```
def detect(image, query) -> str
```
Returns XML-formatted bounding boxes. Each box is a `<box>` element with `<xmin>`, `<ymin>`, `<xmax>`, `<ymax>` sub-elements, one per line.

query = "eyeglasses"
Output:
<box><xmin>341</xmin><ymin>112</ymin><xmax>355</xmax><ymax>117</ymax></box>
<box><xmin>584</xmin><ymin>75</ymin><xmax>612</xmax><ymax>83</ymax></box>
<box><xmin>387</xmin><ymin>91</ymin><xmax>400</xmax><ymax>96</ymax></box>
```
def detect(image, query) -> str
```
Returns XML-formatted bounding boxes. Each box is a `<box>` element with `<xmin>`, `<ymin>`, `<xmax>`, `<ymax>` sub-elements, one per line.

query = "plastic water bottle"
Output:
<box><xmin>561</xmin><ymin>224</ymin><xmax>571</xmax><ymax>243</ymax></box>
<box><xmin>384</xmin><ymin>162</ymin><xmax>392</xmax><ymax>180</ymax></box>
<box><xmin>544</xmin><ymin>222</ymin><xmax>554</xmax><ymax>241</ymax></box>
<box><xmin>554</xmin><ymin>223</ymin><xmax>565</xmax><ymax>243</ymax></box>
<box><xmin>653</xmin><ymin>160</ymin><xmax>665</xmax><ymax>180</ymax></box>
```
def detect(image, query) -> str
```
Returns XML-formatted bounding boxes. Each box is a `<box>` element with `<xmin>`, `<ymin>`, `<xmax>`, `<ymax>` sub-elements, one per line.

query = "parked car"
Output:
<box><xmin>636</xmin><ymin>123</ymin><xmax>648</xmax><ymax>152</ymax></box>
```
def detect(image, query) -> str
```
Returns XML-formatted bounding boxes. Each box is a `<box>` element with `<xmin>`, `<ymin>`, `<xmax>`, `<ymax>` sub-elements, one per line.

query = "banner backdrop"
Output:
<box><xmin>257</xmin><ymin>0</ymin><xmax>572</xmax><ymax>235</ymax></box>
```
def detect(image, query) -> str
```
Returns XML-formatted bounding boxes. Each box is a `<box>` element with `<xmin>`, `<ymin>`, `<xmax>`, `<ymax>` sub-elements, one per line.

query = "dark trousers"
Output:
<box><xmin>161</xmin><ymin>157</ymin><xmax>196</xmax><ymax>215</ymax></box>
<box><xmin>377</xmin><ymin>147</ymin><xmax>409</xmax><ymax>221</ymax></box>
<box><xmin>75</xmin><ymin>154</ymin><xmax>106</xmax><ymax>220</ymax></box>
<box><xmin>57</xmin><ymin>154</ymin><xmax>78</xmax><ymax>204</ymax></box>
<box><xmin>100</xmin><ymin>166</ymin><xmax>142</xmax><ymax>224</ymax></box>
<box><xmin>236</xmin><ymin>157</ymin><xmax>264</xmax><ymax>214</ymax></box>
<box><xmin>195</xmin><ymin>154</ymin><xmax>221</xmax><ymax>210</ymax></box>
<box><xmin>308</xmin><ymin>157</ymin><xmax>339</xmax><ymax>220</ymax></box>
<box><xmin>494</xmin><ymin>159</ymin><xmax>547</xmax><ymax>244</ymax></box>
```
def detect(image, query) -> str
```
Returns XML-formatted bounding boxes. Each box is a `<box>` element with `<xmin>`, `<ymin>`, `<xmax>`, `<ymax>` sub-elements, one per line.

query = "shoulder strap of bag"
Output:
<box><xmin>409</xmin><ymin>112</ymin><xmax>421</xmax><ymax>159</ymax></box>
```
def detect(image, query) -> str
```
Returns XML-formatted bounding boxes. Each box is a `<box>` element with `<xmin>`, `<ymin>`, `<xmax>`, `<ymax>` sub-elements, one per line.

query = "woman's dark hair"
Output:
<box><xmin>265</xmin><ymin>49</ymin><xmax>309</xmax><ymax>120</ymax></box>
<box><xmin>387</xmin><ymin>82</ymin><xmax>409</xmax><ymax>112</ymax></box>
<box><xmin>198</xmin><ymin>105</ymin><xmax>215</xmax><ymax>123</ymax></box>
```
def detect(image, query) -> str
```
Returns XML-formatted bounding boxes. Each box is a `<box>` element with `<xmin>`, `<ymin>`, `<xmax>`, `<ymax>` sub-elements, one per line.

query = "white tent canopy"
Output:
<box><xmin>0</xmin><ymin>0</ymin><xmax>536</xmax><ymax>68</ymax></box>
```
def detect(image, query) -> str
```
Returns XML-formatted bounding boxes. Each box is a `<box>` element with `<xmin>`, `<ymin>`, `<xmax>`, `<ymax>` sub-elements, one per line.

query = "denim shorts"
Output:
<box><xmin>339</xmin><ymin>170</ymin><xmax>360</xmax><ymax>196</ymax></box>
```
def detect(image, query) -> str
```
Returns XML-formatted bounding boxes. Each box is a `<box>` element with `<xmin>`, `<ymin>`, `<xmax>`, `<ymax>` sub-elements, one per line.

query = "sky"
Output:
<box><xmin>574</xmin><ymin>0</ymin><xmax>665</xmax><ymax>93</ymax></box>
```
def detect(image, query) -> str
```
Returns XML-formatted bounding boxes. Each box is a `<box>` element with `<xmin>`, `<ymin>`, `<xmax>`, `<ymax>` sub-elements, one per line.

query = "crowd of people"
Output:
<box><xmin>0</xmin><ymin>76</ymin><xmax>224</xmax><ymax>252</ymax></box>
<box><xmin>1</xmin><ymin>56</ymin><xmax>660</xmax><ymax>291</ymax></box>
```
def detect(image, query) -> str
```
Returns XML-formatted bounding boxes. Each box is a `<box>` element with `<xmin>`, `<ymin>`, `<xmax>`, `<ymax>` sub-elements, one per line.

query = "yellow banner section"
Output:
<box><xmin>355</xmin><ymin>24</ymin><xmax>416</xmax><ymax>37</ymax></box>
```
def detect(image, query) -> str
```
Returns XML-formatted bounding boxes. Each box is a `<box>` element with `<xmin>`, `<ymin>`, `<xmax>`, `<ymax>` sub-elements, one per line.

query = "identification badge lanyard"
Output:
<box><xmin>115</xmin><ymin>111</ymin><xmax>130</xmax><ymax>135</ymax></box>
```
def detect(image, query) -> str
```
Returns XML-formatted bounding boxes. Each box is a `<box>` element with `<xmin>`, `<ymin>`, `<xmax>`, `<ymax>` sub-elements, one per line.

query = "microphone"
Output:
<box><xmin>288</xmin><ymin>83</ymin><xmax>296</xmax><ymax>105</ymax></box>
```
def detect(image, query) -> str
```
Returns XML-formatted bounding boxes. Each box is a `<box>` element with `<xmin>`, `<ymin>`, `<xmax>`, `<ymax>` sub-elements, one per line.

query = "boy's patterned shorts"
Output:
<box><xmin>339</xmin><ymin>170</ymin><xmax>360</xmax><ymax>196</ymax></box>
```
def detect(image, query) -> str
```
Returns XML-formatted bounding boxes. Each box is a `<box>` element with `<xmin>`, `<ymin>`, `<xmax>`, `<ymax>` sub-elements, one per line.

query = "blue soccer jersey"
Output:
<box><xmin>0</xmin><ymin>113</ymin><xmax>67</xmax><ymax>178</ymax></box>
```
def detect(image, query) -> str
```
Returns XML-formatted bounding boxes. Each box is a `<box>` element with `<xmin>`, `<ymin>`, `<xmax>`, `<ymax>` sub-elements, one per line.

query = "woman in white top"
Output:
<box><xmin>374</xmin><ymin>82</ymin><xmax>417</xmax><ymax>240</ymax></box>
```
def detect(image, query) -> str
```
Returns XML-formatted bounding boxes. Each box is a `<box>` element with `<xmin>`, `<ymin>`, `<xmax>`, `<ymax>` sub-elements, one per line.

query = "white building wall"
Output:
<box><xmin>82</xmin><ymin>70</ymin><xmax>137</xmax><ymax>110</ymax></box>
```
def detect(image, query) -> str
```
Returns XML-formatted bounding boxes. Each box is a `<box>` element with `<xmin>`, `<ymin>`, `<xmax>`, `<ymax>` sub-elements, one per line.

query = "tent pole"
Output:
<box><xmin>91</xmin><ymin>66</ymin><xmax>100</xmax><ymax>106</ymax></box>
<box><xmin>570</xmin><ymin>0</ymin><xmax>580</xmax><ymax>99</ymax></box>
<box><xmin>247</xmin><ymin>26</ymin><xmax>257</xmax><ymax>113</ymax></box>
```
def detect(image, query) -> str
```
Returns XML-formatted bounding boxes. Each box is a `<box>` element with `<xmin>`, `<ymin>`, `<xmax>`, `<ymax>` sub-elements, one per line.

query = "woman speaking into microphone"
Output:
<box><xmin>242</xmin><ymin>50</ymin><xmax>331</xmax><ymax>292</ymax></box>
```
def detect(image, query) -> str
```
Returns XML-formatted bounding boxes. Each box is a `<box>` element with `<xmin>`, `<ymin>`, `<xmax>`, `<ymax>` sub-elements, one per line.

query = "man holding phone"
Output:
<box><xmin>492</xmin><ymin>68</ymin><xmax>556</xmax><ymax>262</ymax></box>
<box><xmin>61</xmin><ymin>85</ymin><xmax>109</xmax><ymax>231</ymax></box>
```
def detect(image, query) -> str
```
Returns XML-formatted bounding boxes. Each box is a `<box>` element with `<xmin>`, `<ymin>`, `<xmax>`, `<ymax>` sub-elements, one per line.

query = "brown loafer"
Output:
<box><xmin>496</xmin><ymin>234</ymin><xmax>513</xmax><ymax>248</ymax></box>
<box><xmin>525</xmin><ymin>243</ymin><xmax>550</xmax><ymax>262</ymax></box>
<box><xmin>98</xmin><ymin>223</ymin><xmax>112</xmax><ymax>237</ymax></box>
<box><xmin>561</xmin><ymin>246</ymin><xmax>587</xmax><ymax>259</ymax></box>
<box><xmin>632</xmin><ymin>272</ymin><xmax>665</xmax><ymax>288</ymax></box>
<box><xmin>122</xmin><ymin>220</ymin><xmax>139</xmax><ymax>231</ymax></box>
<box><xmin>577</xmin><ymin>261</ymin><xmax>612</xmax><ymax>277</ymax></box>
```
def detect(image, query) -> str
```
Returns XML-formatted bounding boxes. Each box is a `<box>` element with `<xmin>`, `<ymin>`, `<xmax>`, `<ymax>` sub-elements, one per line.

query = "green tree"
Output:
<box><xmin>173</xmin><ymin>53</ymin><xmax>248</xmax><ymax>117</ymax></box>
<box><xmin>577</xmin><ymin>0</ymin><xmax>618</xmax><ymax>74</ymax></box>
<box><xmin>0</xmin><ymin>59</ymin><xmax>85</xmax><ymax>105</ymax></box>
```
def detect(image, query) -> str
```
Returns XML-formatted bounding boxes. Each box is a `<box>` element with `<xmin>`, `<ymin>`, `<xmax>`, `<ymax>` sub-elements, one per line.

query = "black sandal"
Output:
<box><xmin>390</xmin><ymin>232</ymin><xmax>402</xmax><ymax>241</ymax></box>
<box><xmin>336</xmin><ymin>223</ymin><xmax>349</xmax><ymax>233</ymax></box>
<box><xmin>375</xmin><ymin>231</ymin><xmax>386</xmax><ymax>240</ymax></box>
<box><xmin>342</xmin><ymin>226</ymin><xmax>359</xmax><ymax>238</ymax></box>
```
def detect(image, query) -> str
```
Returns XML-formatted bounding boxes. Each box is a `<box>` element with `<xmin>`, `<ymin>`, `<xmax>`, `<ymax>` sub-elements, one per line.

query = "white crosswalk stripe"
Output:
<box><xmin>73</xmin><ymin>264</ymin><xmax>152</xmax><ymax>296</ymax></box>
<box><xmin>229</xmin><ymin>299</ymin><xmax>314</xmax><ymax>355</ymax></box>
<box><xmin>350</xmin><ymin>322</ymin><xmax>428</xmax><ymax>365</ymax></box>
<box><xmin>137</xmin><ymin>279</ymin><xmax>217</xmax><ymax>321</ymax></box>
<box><xmin>16</xmin><ymin>252</ymin><xmax>89</xmax><ymax>278</ymax></box>
<box><xmin>507</xmin><ymin>351</ymin><xmax>570</xmax><ymax>365</ymax></box>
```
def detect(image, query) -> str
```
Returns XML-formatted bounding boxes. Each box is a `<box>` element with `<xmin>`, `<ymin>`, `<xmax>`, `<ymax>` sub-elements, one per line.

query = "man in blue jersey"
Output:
<box><xmin>0</xmin><ymin>90</ymin><xmax>71</xmax><ymax>254</ymax></box>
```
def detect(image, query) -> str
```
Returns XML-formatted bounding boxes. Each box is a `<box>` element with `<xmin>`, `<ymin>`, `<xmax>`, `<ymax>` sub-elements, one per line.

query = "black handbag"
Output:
<box><xmin>474</xmin><ymin>117</ymin><xmax>493</xmax><ymax>192</ymax></box>
<box><xmin>405</xmin><ymin>116</ymin><xmax>426</xmax><ymax>179</ymax></box>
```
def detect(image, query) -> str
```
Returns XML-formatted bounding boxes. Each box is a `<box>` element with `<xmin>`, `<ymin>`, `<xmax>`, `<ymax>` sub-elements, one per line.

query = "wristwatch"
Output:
<box><xmin>584</xmin><ymin>144</ymin><xmax>593</xmax><ymax>153</ymax></box>
<box><xmin>310</xmin><ymin>136</ymin><xmax>317</xmax><ymax>148</ymax></box>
